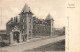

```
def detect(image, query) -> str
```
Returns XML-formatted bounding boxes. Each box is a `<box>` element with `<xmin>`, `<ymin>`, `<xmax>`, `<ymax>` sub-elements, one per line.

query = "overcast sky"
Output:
<box><xmin>0</xmin><ymin>0</ymin><xmax>66</xmax><ymax>30</ymax></box>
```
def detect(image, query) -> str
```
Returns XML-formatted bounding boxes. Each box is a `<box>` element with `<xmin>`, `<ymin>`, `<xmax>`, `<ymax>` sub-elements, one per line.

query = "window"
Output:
<box><xmin>23</xmin><ymin>19</ymin><xmax>24</xmax><ymax>22</ymax></box>
<box><xmin>29</xmin><ymin>19</ymin><xmax>31</xmax><ymax>23</ymax></box>
<box><xmin>29</xmin><ymin>31</ymin><xmax>31</xmax><ymax>37</ymax></box>
<box><xmin>23</xmin><ymin>25</ymin><xmax>24</xmax><ymax>29</ymax></box>
<box><xmin>22</xmin><ymin>25</ymin><xmax>24</xmax><ymax>29</ymax></box>
<box><xmin>22</xmin><ymin>31</ymin><xmax>23</xmax><ymax>34</ymax></box>
<box><xmin>22</xmin><ymin>30</ymin><xmax>24</xmax><ymax>34</ymax></box>
<box><xmin>28</xmin><ymin>14</ymin><xmax>31</xmax><ymax>17</ymax></box>
<box><xmin>22</xmin><ymin>14</ymin><xmax>25</xmax><ymax>17</ymax></box>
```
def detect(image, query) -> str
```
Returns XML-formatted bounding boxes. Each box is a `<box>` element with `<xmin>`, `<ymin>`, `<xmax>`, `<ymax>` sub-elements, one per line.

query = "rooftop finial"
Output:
<box><xmin>21</xmin><ymin>3</ymin><xmax>30</xmax><ymax>13</ymax></box>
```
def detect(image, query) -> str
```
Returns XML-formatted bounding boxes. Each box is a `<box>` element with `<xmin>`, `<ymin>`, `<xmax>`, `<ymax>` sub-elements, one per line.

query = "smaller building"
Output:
<box><xmin>54</xmin><ymin>27</ymin><xmax>65</xmax><ymax>36</ymax></box>
<box><xmin>0</xmin><ymin>30</ymin><xmax>9</xmax><ymax>44</ymax></box>
<box><xmin>0</xmin><ymin>30</ymin><xmax>6</xmax><ymax>36</ymax></box>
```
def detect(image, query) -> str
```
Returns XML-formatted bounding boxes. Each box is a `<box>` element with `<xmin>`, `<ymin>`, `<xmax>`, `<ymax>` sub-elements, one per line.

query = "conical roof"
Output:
<box><xmin>21</xmin><ymin>4</ymin><xmax>30</xmax><ymax>13</ymax></box>
<box><xmin>46</xmin><ymin>14</ymin><xmax>54</xmax><ymax>20</ymax></box>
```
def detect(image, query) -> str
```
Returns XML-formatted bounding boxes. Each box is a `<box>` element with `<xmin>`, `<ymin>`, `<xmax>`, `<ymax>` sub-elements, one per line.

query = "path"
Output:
<box><xmin>0</xmin><ymin>35</ymin><xmax>65</xmax><ymax>52</ymax></box>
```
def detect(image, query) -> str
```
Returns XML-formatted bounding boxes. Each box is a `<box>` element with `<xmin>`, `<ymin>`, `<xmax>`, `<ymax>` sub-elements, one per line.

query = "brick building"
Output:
<box><xmin>6</xmin><ymin>4</ymin><xmax>54</xmax><ymax>44</ymax></box>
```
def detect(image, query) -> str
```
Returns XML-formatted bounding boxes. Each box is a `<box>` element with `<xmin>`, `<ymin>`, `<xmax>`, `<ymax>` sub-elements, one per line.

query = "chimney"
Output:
<box><xmin>11</xmin><ymin>18</ymin><xmax>13</xmax><ymax>21</ymax></box>
<box><xmin>15</xmin><ymin>16</ymin><xmax>18</xmax><ymax>22</ymax></box>
<box><xmin>14</xmin><ymin>16</ymin><xmax>18</xmax><ymax>22</ymax></box>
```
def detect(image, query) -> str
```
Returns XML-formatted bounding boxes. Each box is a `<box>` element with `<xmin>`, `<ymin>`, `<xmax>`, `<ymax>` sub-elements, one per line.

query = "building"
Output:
<box><xmin>6</xmin><ymin>4</ymin><xmax>54</xmax><ymax>45</ymax></box>
<box><xmin>0</xmin><ymin>30</ymin><xmax>9</xmax><ymax>44</ymax></box>
<box><xmin>54</xmin><ymin>27</ymin><xmax>65</xmax><ymax>36</ymax></box>
<box><xmin>0</xmin><ymin>30</ymin><xmax>6</xmax><ymax>37</ymax></box>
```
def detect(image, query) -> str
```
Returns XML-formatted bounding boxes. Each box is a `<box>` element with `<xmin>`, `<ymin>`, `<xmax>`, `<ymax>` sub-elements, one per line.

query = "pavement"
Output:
<box><xmin>0</xmin><ymin>35</ymin><xmax>65</xmax><ymax>52</ymax></box>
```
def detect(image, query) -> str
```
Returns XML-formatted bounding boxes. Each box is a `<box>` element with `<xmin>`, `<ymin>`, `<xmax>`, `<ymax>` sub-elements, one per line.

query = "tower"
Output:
<box><xmin>45</xmin><ymin>14</ymin><xmax>54</xmax><ymax>37</ymax></box>
<box><xmin>19</xmin><ymin>4</ymin><xmax>33</xmax><ymax>41</ymax></box>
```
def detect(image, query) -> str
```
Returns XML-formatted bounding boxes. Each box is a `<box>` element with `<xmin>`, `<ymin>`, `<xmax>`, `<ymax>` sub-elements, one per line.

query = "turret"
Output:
<box><xmin>45</xmin><ymin>14</ymin><xmax>54</xmax><ymax>36</ymax></box>
<box><xmin>19</xmin><ymin>4</ymin><xmax>33</xmax><ymax>41</ymax></box>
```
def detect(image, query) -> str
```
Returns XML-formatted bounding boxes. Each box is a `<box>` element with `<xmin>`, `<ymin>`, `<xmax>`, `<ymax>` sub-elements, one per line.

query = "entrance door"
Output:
<box><xmin>13</xmin><ymin>32</ymin><xmax>20</xmax><ymax>43</ymax></box>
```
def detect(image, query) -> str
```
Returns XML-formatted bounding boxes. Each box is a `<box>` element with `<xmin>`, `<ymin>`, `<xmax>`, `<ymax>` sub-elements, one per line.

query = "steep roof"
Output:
<box><xmin>46</xmin><ymin>14</ymin><xmax>54</xmax><ymax>20</ymax></box>
<box><xmin>21</xmin><ymin>4</ymin><xmax>30</xmax><ymax>13</ymax></box>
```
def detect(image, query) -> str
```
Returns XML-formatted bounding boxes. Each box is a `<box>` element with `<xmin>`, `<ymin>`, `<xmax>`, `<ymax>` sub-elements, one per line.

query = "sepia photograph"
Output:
<box><xmin>0</xmin><ymin>0</ymin><xmax>65</xmax><ymax>52</ymax></box>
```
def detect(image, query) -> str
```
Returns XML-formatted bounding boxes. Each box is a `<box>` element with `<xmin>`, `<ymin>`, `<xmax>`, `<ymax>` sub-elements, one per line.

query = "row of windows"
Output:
<box><xmin>33</xmin><ymin>30</ymin><xmax>51</xmax><ymax>34</ymax></box>
<box><xmin>34</xmin><ymin>24</ymin><xmax>51</xmax><ymax>27</ymax></box>
<box><xmin>21</xmin><ymin>18</ymin><xmax>32</xmax><ymax>23</ymax></box>
<box><xmin>33</xmin><ymin>22</ymin><xmax>51</xmax><ymax>26</ymax></box>
<box><xmin>21</xmin><ymin>14</ymin><xmax>32</xmax><ymax>17</ymax></box>
<box><xmin>21</xmin><ymin>24</ymin><xmax>32</xmax><ymax>30</ymax></box>
<box><xmin>33</xmin><ymin>26</ymin><xmax>50</xmax><ymax>30</ymax></box>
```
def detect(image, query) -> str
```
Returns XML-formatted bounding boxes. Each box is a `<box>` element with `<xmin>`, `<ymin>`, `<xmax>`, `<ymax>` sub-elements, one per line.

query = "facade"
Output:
<box><xmin>6</xmin><ymin>4</ymin><xmax>54</xmax><ymax>44</ymax></box>
<box><xmin>33</xmin><ymin>15</ymin><xmax>54</xmax><ymax>37</ymax></box>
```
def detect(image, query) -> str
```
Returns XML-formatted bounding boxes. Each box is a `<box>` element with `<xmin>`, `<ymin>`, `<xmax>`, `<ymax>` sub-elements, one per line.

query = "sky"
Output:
<box><xmin>0</xmin><ymin>0</ymin><xmax>66</xmax><ymax>30</ymax></box>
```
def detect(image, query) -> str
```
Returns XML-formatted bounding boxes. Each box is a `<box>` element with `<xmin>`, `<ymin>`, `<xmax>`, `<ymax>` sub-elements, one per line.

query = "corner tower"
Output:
<box><xmin>45</xmin><ymin>14</ymin><xmax>54</xmax><ymax>36</ymax></box>
<box><xmin>19</xmin><ymin>4</ymin><xmax>33</xmax><ymax>41</ymax></box>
